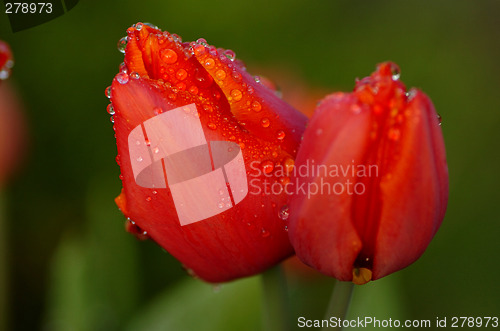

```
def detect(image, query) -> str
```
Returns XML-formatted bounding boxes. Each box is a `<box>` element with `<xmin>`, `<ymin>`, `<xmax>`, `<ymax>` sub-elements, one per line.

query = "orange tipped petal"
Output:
<box><xmin>108</xmin><ymin>23</ymin><xmax>308</xmax><ymax>282</ymax></box>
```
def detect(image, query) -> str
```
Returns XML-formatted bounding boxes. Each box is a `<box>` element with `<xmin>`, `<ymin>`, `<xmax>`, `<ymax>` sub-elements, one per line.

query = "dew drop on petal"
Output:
<box><xmin>116</xmin><ymin>72</ymin><xmax>129</xmax><ymax>84</ymax></box>
<box><xmin>261</xmin><ymin>118</ymin><xmax>270</xmax><ymax>128</ymax></box>
<box><xmin>146</xmin><ymin>196</ymin><xmax>152</xmax><ymax>202</ymax></box>
<box><xmin>251</xmin><ymin>100</ymin><xmax>262</xmax><ymax>112</ymax></box>
<box><xmin>283</xmin><ymin>157</ymin><xmax>295</xmax><ymax>175</ymax></box>
<box><xmin>161</xmin><ymin>49</ymin><xmax>178</xmax><ymax>64</ymax></box>
<box><xmin>279</xmin><ymin>205</ymin><xmax>289</xmax><ymax>220</ymax></box>
<box><xmin>130</xmin><ymin>72</ymin><xmax>140</xmax><ymax>79</ymax></box>
<box><xmin>204</xmin><ymin>58</ymin><xmax>215</xmax><ymax>69</ymax></box>
<box><xmin>230</xmin><ymin>89</ymin><xmax>242</xmax><ymax>101</ymax></box>
<box><xmin>261</xmin><ymin>228</ymin><xmax>270</xmax><ymax>238</ymax></box>
<box><xmin>276</xmin><ymin>130</ymin><xmax>285</xmax><ymax>140</ymax></box>
<box><xmin>176</xmin><ymin>68</ymin><xmax>188</xmax><ymax>81</ymax></box>
<box><xmin>207</xmin><ymin>122</ymin><xmax>217</xmax><ymax>130</ymax></box>
<box><xmin>437</xmin><ymin>113</ymin><xmax>442</xmax><ymax>126</ymax></box>
<box><xmin>105</xmin><ymin>86</ymin><xmax>112</xmax><ymax>99</ymax></box>
<box><xmin>224</xmin><ymin>49</ymin><xmax>236</xmax><ymax>61</ymax></box>
<box><xmin>390</xmin><ymin>63</ymin><xmax>400</xmax><ymax>80</ymax></box>
<box><xmin>117</xmin><ymin>36</ymin><xmax>128</xmax><ymax>53</ymax></box>
<box><xmin>261</xmin><ymin>160</ymin><xmax>274</xmax><ymax>174</ymax></box>
<box><xmin>106</xmin><ymin>104</ymin><xmax>115</xmax><ymax>115</ymax></box>
<box><xmin>193</xmin><ymin>44</ymin><xmax>206</xmax><ymax>56</ymax></box>
<box><xmin>215</xmin><ymin>69</ymin><xmax>227</xmax><ymax>80</ymax></box>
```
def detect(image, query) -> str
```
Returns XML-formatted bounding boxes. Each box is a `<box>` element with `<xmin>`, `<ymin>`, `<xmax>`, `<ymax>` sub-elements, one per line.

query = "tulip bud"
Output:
<box><xmin>107</xmin><ymin>23</ymin><xmax>307</xmax><ymax>282</ymax></box>
<box><xmin>288</xmin><ymin>62</ymin><xmax>448</xmax><ymax>284</ymax></box>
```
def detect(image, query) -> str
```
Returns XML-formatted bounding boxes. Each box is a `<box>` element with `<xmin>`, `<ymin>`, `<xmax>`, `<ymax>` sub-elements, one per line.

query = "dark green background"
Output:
<box><xmin>1</xmin><ymin>0</ymin><xmax>499</xmax><ymax>330</ymax></box>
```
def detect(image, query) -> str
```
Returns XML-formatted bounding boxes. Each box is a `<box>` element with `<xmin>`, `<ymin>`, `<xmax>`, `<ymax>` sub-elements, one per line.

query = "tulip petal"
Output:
<box><xmin>373</xmin><ymin>90</ymin><xmax>448</xmax><ymax>279</ymax></box>
<box><xmin>192</xmin><ymin>43</ymin><xmax>307</xmax><ymax>157</ymax></box>
<box><xmin>288</xmin><ymin>93</ymin><xmax>371</xmax><ymax>281</ymax></box>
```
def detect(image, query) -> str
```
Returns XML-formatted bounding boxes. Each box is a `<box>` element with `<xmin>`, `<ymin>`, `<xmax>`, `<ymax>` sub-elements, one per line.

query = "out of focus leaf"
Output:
<box><xmin>43</xmin><ymin>177</ymin><xmax>140</xmax><ymax>331</ymax></box>
<box><xmin>126</xmin><ymin>276</ymin><xmax>261</xmax><ymax>331</ymax></box>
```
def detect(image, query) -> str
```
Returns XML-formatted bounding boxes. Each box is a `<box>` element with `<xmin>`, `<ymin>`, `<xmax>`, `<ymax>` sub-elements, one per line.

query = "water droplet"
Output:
<box><xmin>283</xmin><ymin>157</ymin><xmax>295</xmax><ymax>174</ymax></box>
<box><xmin>204</xmin><ymin>58</ymin><xmax>215</xmax><ymax>69</ymax></box>
<box><xmin>208</xmin><ymin>122</ymin><xmax>217</xmax><ymax>130</ymax></box>
<box><xmin>254</xmin><ymin>76</ymin><xmax>261</xmax><ymax>83</ymax></box>
<box><xmin>110</xmin><ymin>116</ymin><xmax>115</xmax><ymax>123</ymax></box>
<box><xmin>193</xmin><ymin>44</ymin><xmax>206</xmax><ymax>56</ymax></box>
<box><xmin>153</xmin><ymin>107</ymin><xmax>163</xmax><ymax>115</ymax></box>
<box><xmin>161</xmin><ymin>49</ymin><xmax>178</xmax><ymax>64</ymax></box>
<box><xmin>261</xmin><ymin>228</ymin><xmax>270</xmax><ymax>238</ymax></box>
<box><xmin>218</xmin><ymin>202</ymin><xmax>224</xmax><ymax>209</ymax></box>
<box><xmin>171</xmin><ymin>33</ymin><xmax>182</xmax><ymax>43</ymax></box>
<box><xmin>279</xmin><ymin>205</ymin><xmax>289</xmax><ymax>220</ymax></box>
<box><xmin>153</xmin><ymin>147</ymin><xmax>160</xmax><ymax>154</ymax></box>
<box><xmin>146</xmin><ymin>196</ymin><xmax>152</xmax><ymax>202</ymax></box>
<box><xmin>105</xmin><ymin>86</ymin><xmax>112</xmax><ymax>99</ymax></box>
<box><xmin>276</xmin><ymin>130</ymin><xmax>285</xmax><ymax>140</ymax></box>
<box><xmin>135</xmin><ymin>22</ymin><xmax>143</xmax><ymax>30</ymax></box>
<box><xmin>437</xmin><ymin>113</ymin><xmax>442</xmax><ymax>126</ymax></box>
<box><xmin>130</xmin><ymin>72</ymin><xmax>140</xmax><ymax>79</ymax></box>
<box><xmin>215</xmin><ymin>69</ymin><xmax>226</xmax><ymax>80</ymax></box>
<box><xmin>261</xmin><ymin>160</ymin><xmax>274</xmax><ymax>174</ymax></box>
<box><xmin>152</xmin><ymin>190</ymin><xmax>158</xmax><ymax>195</ymax></box>
<box><xmin>117</xmin><ymin>36</ymin><xmax>128</xmax><ymax>53</ymax></box>
<box><xmin>230</xmin><ymin>89</ymin><xmax>242</xmax><ymax>101</ymax></box>
<box><xmin>137</xmin><ymin>156</ymin><xmax>143</xmax><ymax>162</ymax></box>
<box><xmin>176</xmin><ymin>68</ymin><xmax>188</xmax><ymax>81</ymax></box>
<box><xmin>189</xmin><ymin>85</ymin><xmax>199</xmax><ymax>95</ymax></box>
<box><xmin>224</xmin><ymin>49</ymin><xmax>236</xmax><ymax>61</ymax></box>
<box><xmin>232</xmin><ymin>71</ymin><xmax>242</xmax><ymax>82</ymax></box>
<box><xmin>251</xmin><ymin>100</ymin><xmax>262</xmax><ymax>112</ymax></box>
<box><xmin>351</xmin><ymin>104</ymin><xmax>362</xmax><ymax>114</ymax></box>
<box><xmin>119</xmin><ymin>62</ymin><xmax>127</xmax><ymax>73</ymax></box>
<box><xmin>116</xmin><ymin>72</ymin><xmax>129</xmax><ymax>84</ymax></box>
<box><xmin>261</xmin><ymin>118</ymin><xmax>270</xmax><ymax>128</ymax></box>
<box><xmin>196</xmin><ymin>38</ymin><xmax>208</xmax><ymax>45</ymax></box>
<box><xmin>406</xmin><ymin>88</ymin><xmax>417</xmax><ymax>101</ymax></box>
<box><xmin>390</xmin><ymin>63</ymin><xmax>400</xmax><ymax>80</ymax></box>
<box><xmin>107</xmin><ymin>104</ymin><xmax>115</xmax><ymax>115</ymax></box>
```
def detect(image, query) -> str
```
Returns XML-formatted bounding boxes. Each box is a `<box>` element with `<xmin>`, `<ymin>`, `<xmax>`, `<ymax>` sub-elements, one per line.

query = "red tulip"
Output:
<box><xmin>288</xmin><ymin>62</ymin><xmax>448</xmax><ymax>285</ymax></box>
<box><xmin>108</xmin><ymin>23</ymin><xmax>307</xmax><ymax>282</ymax></box>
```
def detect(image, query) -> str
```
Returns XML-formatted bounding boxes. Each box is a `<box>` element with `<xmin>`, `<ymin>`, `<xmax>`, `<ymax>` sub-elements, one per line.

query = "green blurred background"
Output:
<box><xmin>1</xmin><ymin>0</ymin><xmax>499</xmax><ymax>330</ymax></box>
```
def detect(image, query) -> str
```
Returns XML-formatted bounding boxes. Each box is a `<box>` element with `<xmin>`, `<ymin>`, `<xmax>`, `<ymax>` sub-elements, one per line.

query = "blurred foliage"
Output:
<box><xmin>0</xmin><ymin>0</ymin><xmax>499</xmax><ymax>330</ymax></box>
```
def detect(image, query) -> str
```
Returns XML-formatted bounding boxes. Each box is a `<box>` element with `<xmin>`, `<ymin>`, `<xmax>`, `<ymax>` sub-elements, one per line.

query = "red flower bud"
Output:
<box><xmin>108</xmin><ymin>23</ymin><xmax>307</xmax><ymax>282</ymax></box>
<box><xmin>288</xmin><ymin>62</ymin><xmax>448</xmax><ymax>284</ymax></box>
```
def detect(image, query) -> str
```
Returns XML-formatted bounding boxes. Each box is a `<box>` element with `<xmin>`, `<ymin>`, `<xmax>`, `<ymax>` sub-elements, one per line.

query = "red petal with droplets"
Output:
<box><xmin>109</xmin><ymin>24</ymin><xmax>308</xmax><ymax>282</ymax></box>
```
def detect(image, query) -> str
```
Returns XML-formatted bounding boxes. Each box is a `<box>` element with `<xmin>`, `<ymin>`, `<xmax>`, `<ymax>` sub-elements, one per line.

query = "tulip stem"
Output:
<box><xmin>0</xmin><ymin>191</ymin><xmax>7</xmax><ymax>331</ymax></box>
<box><xmin>261</xmin><ymin>264</ymin><xmax>291</xmax><ymax>331</ymax></box>
<box><xmin>322</xmin><ymin>281</ymin><xmax>354</xmax><ymax>331</ymax></box>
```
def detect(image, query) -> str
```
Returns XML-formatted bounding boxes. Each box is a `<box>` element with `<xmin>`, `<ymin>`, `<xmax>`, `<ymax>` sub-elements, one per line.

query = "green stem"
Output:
<box><xmin>0</xmin><ymin>190</ymin><xmax>7</xmax><ymax>331</ymax></box>
<box><xmin>322</xmin><ymin>281</ymin><xmax>354</xmax><ymax>331</ymax></box>
<box><xmin>261</xmin><ymin>264</ymin><xmax>291</xmax><ymax>331</ymax></box>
